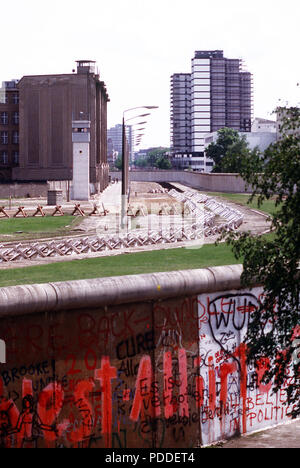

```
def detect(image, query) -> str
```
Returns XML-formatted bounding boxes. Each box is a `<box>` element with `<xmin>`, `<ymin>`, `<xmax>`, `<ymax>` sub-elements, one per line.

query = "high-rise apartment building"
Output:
<box><xmin>170</xmin><ymin>73</ymin><xmax>191</xmax><ymax>153</ymax></box>
<box><xmin>107</xmin><ymin>124</ymin><xmax>134</xmax><ymax>167</ymax></box>
<box><xmin>170</xmin><ymin>50</ymin><xmax>253</xmax><ymax>171</ymax></box>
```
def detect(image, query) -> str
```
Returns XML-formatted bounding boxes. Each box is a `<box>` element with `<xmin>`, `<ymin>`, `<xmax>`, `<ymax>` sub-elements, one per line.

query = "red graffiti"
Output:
<box><xmin>193</xmin><ymin>357</ymin><xmax>204</xmax><ymax>408</ymax></box>
<box><xmin>256</xmin><ymin>358</ymin><xmax>272</xmax><ymax>394</ymax></box>
<box><xmin>233</xmin><ymin>343</ymin><xmax>248</xmax><ymax>434</ymax></box>
<box><xmin>219</xmin><ymin>361</ymin><xmax>237</xmax><ymax>436</ymax></box>
<box><xmin>68</xmin><ymin>380</ymin><xmax>95</xmax><ymax>447</ymax></box>
<box><xmin>178</xmin><ymin>349</ymin><xmax>188</xmax><ymax>417</ymax></box>
<box><xmin>163</xmin><ymin>351</ymin><xmax>173</xmax><ymax>419</ymax></box>
<box><xmin>38</xmin><ymin>383</ymin><xmax>64</xmax><ymax>445</ymax></box>
<box><xmin>208</xmin><ymin>356</ymin><xmax>216</xmax><ymax>413</ymax></box>
<box><xmin>130</xmin><ymin>355</ymin><xmax>160</xmax><ymax>422</ymax></box>
<box><xmin>94</xmin><ymin>356</ymin><xmax>117</xmax><ymax>447</ymax></box>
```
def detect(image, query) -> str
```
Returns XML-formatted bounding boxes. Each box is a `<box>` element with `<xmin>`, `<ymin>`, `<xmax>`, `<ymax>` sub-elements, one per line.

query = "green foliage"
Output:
<box><xmin>206</xmin><ymin>127</ymin><xmax>262</xmax><ymax>173</ymax></box>
<box><xmin>134</xmin><ymin>157</ymin><xmax>148</xmax><ymax>168</ymax></box>
<box><xmin>154</xmin><ymin>156</ymin><xmax>172</xmax><ymax>170</ymax></box>
<box><xmin>221</xmin><ymin>139</ymin><xmax>262</xmax><ymax>174</ymax></box>
<box><xmin>114</xmin><ymin>155</ymin><xmax>122</xmax><ymax>170</ymax></box>
<box><xmin>223</xmin><ymin>107</ymin><xmax>300</xmax><ymax>417</ymax></box>
<box><xmin>206</xmin><ymin>128</ymin><xmax>240</xmax><ymax>171</ymax></box>
<box><xmin>133</xmin><ymin>147</ymin><xmax>171</xmax><ymax>169</ymax></box>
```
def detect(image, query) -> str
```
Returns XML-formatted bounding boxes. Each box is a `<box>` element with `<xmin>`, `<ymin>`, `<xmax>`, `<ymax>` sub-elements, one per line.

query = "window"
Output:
<box><xmin>12</xmin><ymin>112</ymin><xmax>19</xmax><ymax>125</ymax></box>
<box><xmin>1</xmin><ymin>94</ymin><xmax>9</xmax><ymax>104</ymax></box>
<box><xmin>193</xmin><ymin>78</ymin><xmax>210</xmax><ymax>86</ymax></box>
<box><xmin>0</xmin><ymin>131</ymin><xmax>8</xmax><ymax>144</ymax></box>
<box><xmin>0</xmin><ymin>112</ymin><xmax>8</xmax><ymax>125</ymax></box>
<box><xmin>13</xmin><ymin>151</ymin><xmax>19</xmax><ymax>165</ymax></box>
<box><xmin>12</xmin><ymin>131</ymin><xmax>19</xmax><ymax>144</ymax></box>
<box><xmin>13</xmin><ymin>93</ymin><xmax>19</xmax><ymax>104</ymax></box>
<box><xmin>0</xmin><ymin>151</ymin><xmax>8</xmax><ymax>165</ymax></box>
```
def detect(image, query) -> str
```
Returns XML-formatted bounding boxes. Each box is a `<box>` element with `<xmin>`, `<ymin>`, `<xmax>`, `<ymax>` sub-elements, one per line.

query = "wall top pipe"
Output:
<box><xmin>0</xmin><ymin>264</ymin><xmax>252</xmax><ymax>319</ymax></box>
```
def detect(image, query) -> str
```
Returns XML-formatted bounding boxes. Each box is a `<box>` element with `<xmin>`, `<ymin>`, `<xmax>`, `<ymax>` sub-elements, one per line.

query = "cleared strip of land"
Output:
<box><xmin>0</xmin><ymin>241</ymin><xmax>240</xmax><ymax>287</ymax></box>
<box><xmin>0</xmin><ymin>188</ymin><xmax>276</xmax><ymax>287</ymax></box>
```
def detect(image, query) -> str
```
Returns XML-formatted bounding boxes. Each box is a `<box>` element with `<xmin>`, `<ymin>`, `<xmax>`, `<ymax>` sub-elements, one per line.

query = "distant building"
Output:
<box><xmin>252</xmin><ymin>117</ymin><xmax>277</xmax><ymax>133</ymax></box>
<box><xmin>170</xmin><ymin>73</ymin><xmax>191</xmax><ymax>154</ymax></box>
<box><xmin>107</xmin><ymin>137</ymin><xmax>118</xmax><ymax>167</ymax></box>
<box><xmin>107</xmin><ymin>124</ymin><xmax>134</xmax><ymax>167</ymax></box>
<box><xmin>170</xmin><ymin>50</ymin><xmax>253</xmax><ymax>171</ymax></box>
<box><xmin>12</xmin><ymin>60</ymin><xmax>110</xmax><ymax>193</ymax></box>
<box><xmin>0</xmin><ymin>80</ymin><xmax>19</xmax><ymax>181</ymax></box>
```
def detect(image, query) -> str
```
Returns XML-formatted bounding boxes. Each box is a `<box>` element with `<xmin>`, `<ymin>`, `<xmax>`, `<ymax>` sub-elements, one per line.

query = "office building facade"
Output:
<box><xmin>170</xmin><ymin>50</ymin><xmax>253</xmax><ymax>171</ymax></box>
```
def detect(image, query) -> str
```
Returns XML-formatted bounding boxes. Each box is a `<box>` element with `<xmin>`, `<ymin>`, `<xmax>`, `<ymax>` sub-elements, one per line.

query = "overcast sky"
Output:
<box><xmin>1</xmin><ymin>0</ymin><xmax>299</xmax><ymax>149</ymax></box>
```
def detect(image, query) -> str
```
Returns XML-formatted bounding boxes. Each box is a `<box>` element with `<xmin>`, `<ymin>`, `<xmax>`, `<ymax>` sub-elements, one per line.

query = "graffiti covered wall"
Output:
<box><xmin>0</xmin><ymin>267</ymin><xmax>297</xmax><ymax>448</ymax></box>
<box><xmin>198</xmin><ymin>288</ymin><xmax>294</xmax><ymax>445</ymax></box>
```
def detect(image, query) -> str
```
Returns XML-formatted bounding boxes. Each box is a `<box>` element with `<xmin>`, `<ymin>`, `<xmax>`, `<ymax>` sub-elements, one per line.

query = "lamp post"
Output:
<box><xmin>121</xmin><ymin>106</ymin><xmax>158</xmax><ymax>228</ymax></box>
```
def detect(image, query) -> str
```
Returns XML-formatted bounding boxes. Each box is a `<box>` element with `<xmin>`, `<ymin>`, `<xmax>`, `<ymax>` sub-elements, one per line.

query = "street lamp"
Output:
<box><xmin>126</xmin><ymin>113</ymin><xmax>151</xmax><ymax>122</ymax></box>
<box><xmin>122</xmin><ymin>107</ymin><xmax>158</xmax><ymax>197</ymax></box>
<box><xmin>121</xmin><ymin>106</ymin><xmax>158</xmax><ymax>227</ymax></box>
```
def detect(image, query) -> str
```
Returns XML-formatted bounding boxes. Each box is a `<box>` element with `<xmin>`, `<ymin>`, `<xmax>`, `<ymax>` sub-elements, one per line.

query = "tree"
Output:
<box><xmin>154</xmin><ymin>156</ymin><xmax>172</xmax><ymax>170</ymax></box>
<box><xmin>147</xmin><ymin>147</ymin><xmax>170</xmax><ymax>168</ymax></box>
<box><xmin>134</xmin><ymin>157</ymin><xmax>148</xmax><ymax>168</ymax></box>
<box><xmin>205</xmin><ymin>127</ymin><xmax>261</xmax><ymax>173</ymax></box>
<box><xmin>224</xmin><ymin>107</ymin><xmax>300</xmax><ymax>417</ymax></box>
<box><xmin>206</xmin><ymin>127</ymin><xmax>241</xmax><ymax>172</ymax></box>
<box><xmin>114</xmin><ymin>155</ymin><xmax>122</xmax><ymax>170</ymax></box>
<box><xmin>220</xmin><ymin>138</ymin><xmax>262</xmax><ymax>174</ymax></box>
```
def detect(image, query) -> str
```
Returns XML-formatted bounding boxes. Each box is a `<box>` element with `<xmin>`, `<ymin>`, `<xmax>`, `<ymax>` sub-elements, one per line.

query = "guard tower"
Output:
<box><xmin>72</xmin><ymin>120</ymin><xmax>91</xmax><ymax>200</ymax></box>
<box><xmin>76</xmin><ymin>60</ymin><xmax>97</xmax><ymax>75</ymax></box>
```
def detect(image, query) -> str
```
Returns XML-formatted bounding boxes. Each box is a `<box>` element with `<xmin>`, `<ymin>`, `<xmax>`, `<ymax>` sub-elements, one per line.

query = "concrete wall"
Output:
<box><xmin>0</xmin><ymin>169</ymin><xmax>251</xmax><ymax>200</ymax></box>
<box><xmin>111</xmin><ymin>170</ymin><xmax>253</xmax><ymax>193</ymax></box>
<box><xmin>0</xmin><ymin>181</ymin><xmax>70</xmax><ymax>200</ymax></box>
<box><xmin>0</xmin><ymin>179</ymin><xmax>105</xmax><ymax>200</ymax></box>
<box><xmin>0</xmin><ymin>182</ymin><xmax>49</xmax><ymax>199</ymax></box>
<box><xmin>0</xmin><ymin>265</ymin><xmax>296</xmax><ymax>448</ymax></box>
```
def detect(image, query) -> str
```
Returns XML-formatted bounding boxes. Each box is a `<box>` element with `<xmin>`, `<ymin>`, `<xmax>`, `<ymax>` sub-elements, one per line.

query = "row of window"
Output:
<box><xmin>0</xmin><ymin>131</ymin><xmax>19</xmax><ymax>145</ymax></box>
<box><xmin>0</xmin><ymin>150</ymin><xmax>19</xmax><ymax>165</ymax></box>
<box><xmin>0</xmin><ymin>93</ymin><xmax>19</xmax><ymax>105</ymax></box>
<box><xmin>0</xmin><ymin>111</ymin><xmax>19</xmax><ymax>125</ymax></box>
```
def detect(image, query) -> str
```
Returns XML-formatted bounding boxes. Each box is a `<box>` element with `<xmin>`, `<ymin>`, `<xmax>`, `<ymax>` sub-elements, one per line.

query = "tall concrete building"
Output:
<box><xmin>107</xmin><ymin>123</ymin><xmax>134</xmax><ymax>167</ymax></box>
<box><xmin>170</xmin><ymin>50</ymin><xmax>253</xmax><ymax>171</ymax></box>
<box><xmin>170</xmin><ymin>73</ymin><xmax>191</xmax><ymax>154</ymax></box>
<box><xmin>13</xmin><ymin>60</ymin><xmax>110</xmax><ymax>193</ymax></box>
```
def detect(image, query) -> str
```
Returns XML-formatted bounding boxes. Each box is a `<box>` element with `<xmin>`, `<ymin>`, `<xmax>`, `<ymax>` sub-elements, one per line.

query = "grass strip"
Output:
<box><xmin>0</xmin><ymin>242</ymin><xmax>240</xmax><ymax>287</ymax></box>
